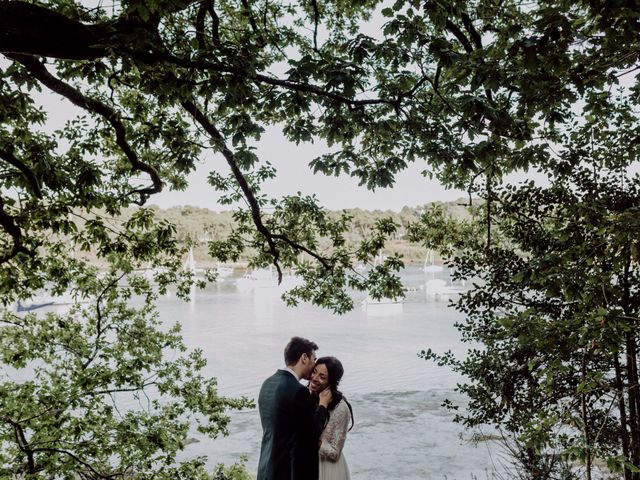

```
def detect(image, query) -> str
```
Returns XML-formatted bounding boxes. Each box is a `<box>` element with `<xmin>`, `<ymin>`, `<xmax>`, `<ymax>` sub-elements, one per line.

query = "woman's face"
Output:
<box><xmin>309</xmin><ymin>363</ymin><xmax>330</xmax><ymax>393</ymax></box>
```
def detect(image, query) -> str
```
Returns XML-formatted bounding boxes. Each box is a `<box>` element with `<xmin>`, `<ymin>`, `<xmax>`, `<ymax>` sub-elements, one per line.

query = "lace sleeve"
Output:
<box><xmin>319</xmin><ymin>399</ymin><xmax>350</xmax><ymax>462</ymax></box>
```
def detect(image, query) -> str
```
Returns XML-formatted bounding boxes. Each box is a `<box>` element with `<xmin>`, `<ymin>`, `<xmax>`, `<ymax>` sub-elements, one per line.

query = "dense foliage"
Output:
<box><xmin>416</xmin><ymin>98</ymin><xmax>640</xmax><ymax>479</ymax></box>
<box><xmin>1</xmin><ymin>0</ymin><xmax>640</xmax><ymax>477</ymax></box>
<box><xmin>101</xmin><ymin>202</ymin><xmax>467</xmax><ymax>267</ymax></box>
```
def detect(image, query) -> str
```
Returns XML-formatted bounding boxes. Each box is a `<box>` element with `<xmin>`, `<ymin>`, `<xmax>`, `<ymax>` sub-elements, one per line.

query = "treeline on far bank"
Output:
<box><xmin>127</xmin><ymin>198</ymin><xmax>474</xmax><ymax>267</ymax></box>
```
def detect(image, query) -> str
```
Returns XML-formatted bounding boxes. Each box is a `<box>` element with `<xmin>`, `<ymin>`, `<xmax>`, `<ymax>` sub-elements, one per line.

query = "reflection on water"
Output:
<box><xmin>162</xmin><ymin>267</ymin><xmax>502</xmax><ymax>479</ymax></box>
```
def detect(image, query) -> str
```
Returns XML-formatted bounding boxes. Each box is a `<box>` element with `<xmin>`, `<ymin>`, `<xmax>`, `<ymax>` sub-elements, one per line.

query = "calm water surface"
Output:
<box><xmin>159</xmin><ymin>267</ymin><xmax>504</xmax><ymax>480</ymax></box>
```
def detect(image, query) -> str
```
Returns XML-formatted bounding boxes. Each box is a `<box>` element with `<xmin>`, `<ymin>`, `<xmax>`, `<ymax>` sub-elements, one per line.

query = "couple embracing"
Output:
<box><xmin>257</xmin><ymin>336</ymin><xmax>354</xmax><ymax>480</ymax></box>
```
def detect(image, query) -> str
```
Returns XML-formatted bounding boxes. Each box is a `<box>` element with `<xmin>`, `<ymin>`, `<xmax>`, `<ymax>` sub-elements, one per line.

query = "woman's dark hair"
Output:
<box><xmin>315</xmin><ymin>356</ymin><xmax>354</xmax><ymax>431</ymax></box>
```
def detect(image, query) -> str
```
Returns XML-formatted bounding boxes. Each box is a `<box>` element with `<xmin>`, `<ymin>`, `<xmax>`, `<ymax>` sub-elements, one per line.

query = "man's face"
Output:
<box><xmin>301</xmin><ymin>350</ymin><xmax>317</xmax><ymax>380</ymax></box>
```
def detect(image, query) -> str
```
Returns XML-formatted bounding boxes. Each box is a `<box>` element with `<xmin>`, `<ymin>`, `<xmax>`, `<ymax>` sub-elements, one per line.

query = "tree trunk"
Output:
<box><xmin>626</xmin><ymin>334</ymin><xmax>640</xmax><ymax>480</ymax></box>
<box><xmin>615</xmin><ymin>354</ymin><xmax>632</xmax><ymax>480</ymax></box>
<box><xmin>0</xmin><ymin>2</ymin><xmax>110</xmax><ymax>59</ymax></box>
<box><xmin>622</xmin><ymin>246</ymin><xmax>640</xmax><ymax>479</ymax></box>
<box><xmin>0</xmin><ymin>1</ymin><xmax>200</xmax><ymax>61</ymax></box>
<box><xmin>581</xmin><ymin>352</ymin><xmax>592</xmax><ymax>480</ymax></box>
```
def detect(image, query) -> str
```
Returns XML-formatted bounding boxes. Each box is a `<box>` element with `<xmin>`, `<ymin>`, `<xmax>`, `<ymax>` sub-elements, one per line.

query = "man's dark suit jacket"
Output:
<box><xmin>257</xmin><ymin>369</ymin><xmax>328</xmax><ymax>480</ymax></box>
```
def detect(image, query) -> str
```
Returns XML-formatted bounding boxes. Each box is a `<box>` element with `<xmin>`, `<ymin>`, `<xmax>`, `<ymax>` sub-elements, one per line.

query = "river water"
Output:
<box><xmin>159</xmin><ymin>267</ymin><xmax>504</xmax><ymax>480</ymax></box>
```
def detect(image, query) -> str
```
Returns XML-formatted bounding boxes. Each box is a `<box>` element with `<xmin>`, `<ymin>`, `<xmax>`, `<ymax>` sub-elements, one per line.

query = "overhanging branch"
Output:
<box><xmin>445</xmin><ymin>19</ymin><xmax>474</xmax><ymax>54</ymax></box>
<box><xmin>180</xmin><ymin>99</ymin><xmax>284</xmax><ymax>281</ymax></box>
<box><xmin>0</xmin><ymin>2</ymin><xmax>395</xmax><ymax>111</ymax></box>
<box><xmin>0</xmin><ymin>148</ymin><xmax>43</xmax><ymax>198</ymax></box>
<box><xmin>0</xmin><ymin>1</ymin><xmax>109</xmax><ymax>60</ymax></box>
<box><xmin>129</xmin><ymin>49</ymin><xmax>392</xmax><ymax>109</ymax></box>
<box><xmin>9</xmin><ymin>54</ymin><xmax>163</xmax><ymax>203</ymax></box>
<box><xmin>241</xmin><ymin>0</ymin><xmax>266</xmax><ymax>47</ymax></box>
<box><xmin>0</xmin><ymin>196</ymin><xmax>30</xmax><ymax>263</ymax></box>
<box><xmin>271</xmin><ymin>234</ymin><xmax>331</xmax><ymax>269</ymax></box>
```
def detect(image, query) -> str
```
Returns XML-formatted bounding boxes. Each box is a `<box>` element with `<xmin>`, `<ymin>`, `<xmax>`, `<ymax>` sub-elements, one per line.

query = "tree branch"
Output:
<box><xmin>3</xmin><ymin>417</ymin><xmax>36</xmax><ymax>474</ymax></box>
<box><xmin>195</xmin><ymin>0</ymin><xmax>221</xmax><ymax>50</ymax></box>
<box><xmin>452</xmin><ymin>13</ymin><xmax>494</xmax><ymax>102</ymax></box>
<box><xmin>0</xmin><ymin>148</ymin><xmax>43</xmax><ymax>198</ymax></box>
<box><xmin>241</xmin><ymin>0</ymin><xmax>266</xmax><ymax>47</ymax></box>
<box><xmin>434</xmin><ymin>63</ymin><xmax>442</xmax><ymax>90</ymax></box>
<box><xmin>485</xmin><ymin>173</ymin><xmax>492</xmax><ymax>249</ymax></box>
<box><xmin>180</xmin><ymin>99</ymin><xmax>284</xmax><ymax>281</ymax></box>
<box><xmin>126</xmin><ymin>49</ymin><xmax>392</xmax><ymax>108</ymax></box>
<box><xmin>310</xmin><ymin>0</ymin><xmax>320</xmax><ymax>52</ymax></box>
<box><xmin>31</xmin><ymin>447</ymin><xmax>116</xmax><ymax>478</ymax></box>
<box><xmin>196</xmin><ymin>0</ymin><xmax>209</xmax><ymax>50</ymax></box>
<box><xmin>0</xmin><ymin>1</ymin><xmax>110</xmax><ymax>60</ymax></box>
<box><xmin>460</xmin><ymin>12</ymin><xmax>483</xmax><ymax>50</ymax></box>
<box><xmin>0</xmin><ymin>2</ymin><xmax>393</xmax><ymax>110</ymax></box>
<box><xmin>210</xmin><ymin>0</ymin><xmax>222</xmax><ymax>48</ymax></box>
<box><xmin>9</xmin><ymin>54</ymin><xmax>163</xmax><ymax>204</ymax></box>
<box><xmin>271</xmin><ymin>234</ymin><xmax>331</xmax><ymax>269</ymax></box>
<box><xmin>0</xmin><ymin>196</ymin><xmax>31</xmax><ymax>263</ymax></box>
<box><xmin>82</xmin><ymin>272</ymin><xmax>127</xmax><ymax>370</ymax></box>
<box><xmin>423</xmin><ymin>75</ymin><xmax>459</xmax><ymax>115</ymax></box>
<box><xmin>445</xmin><ymin>19</ymin><xmax>474</xmax><ymax>54</ymax></box>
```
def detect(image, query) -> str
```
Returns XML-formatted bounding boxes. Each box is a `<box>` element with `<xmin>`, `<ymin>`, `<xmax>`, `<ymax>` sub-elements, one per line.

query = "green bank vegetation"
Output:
<box><xmin>116</xmin><ymin>200</ymin><xmax>473</xmax><ymax>267</ymax></box>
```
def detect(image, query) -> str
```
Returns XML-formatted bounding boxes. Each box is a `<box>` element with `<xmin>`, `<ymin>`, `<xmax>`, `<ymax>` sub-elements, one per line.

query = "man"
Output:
<box><xmin>257</xmin><ymin>336</ymin><xmax>332</xmax><ymax>480</ymax></box>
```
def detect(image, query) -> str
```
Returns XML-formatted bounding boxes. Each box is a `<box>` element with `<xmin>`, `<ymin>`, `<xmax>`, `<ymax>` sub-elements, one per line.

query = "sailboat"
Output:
<box><xmin>423</xmin><ymin>249</ymin><xmax>444</xmax><ymax>275</ymax></box>
<box><xmin>215</xmin><ymin>265</ymin><xmax>234</xmax><ymax>278</ymax></box>
<box><xmin>423</xmin><ymin>249</ymin><xmax>454</xmax><ymax>300</ymax></box>
<box><xmin>184</xmin><ymin>247</ymin><xmax>196</xmax><ymax>274</ymax></box>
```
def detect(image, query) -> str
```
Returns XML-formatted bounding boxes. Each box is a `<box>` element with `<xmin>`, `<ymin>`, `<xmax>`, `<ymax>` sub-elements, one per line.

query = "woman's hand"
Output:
<box><xmin>318</xmin><ymin>387</ymin><xmax>332</xmax><ymax>407</ymax></box>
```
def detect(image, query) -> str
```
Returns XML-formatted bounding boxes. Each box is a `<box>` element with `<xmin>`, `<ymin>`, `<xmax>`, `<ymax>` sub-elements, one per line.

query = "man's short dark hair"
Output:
<box><xmin>284</xmin><ymin>336</ymin><xmax>318</xmax><ymax>366</ymax></box>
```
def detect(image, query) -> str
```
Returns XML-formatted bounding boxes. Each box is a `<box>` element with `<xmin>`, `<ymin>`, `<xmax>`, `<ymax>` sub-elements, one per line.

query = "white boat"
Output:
<box><xmin>235</xmin><ymin>267</ymin><xmax>278</xmax><ymax>292</ymax></box>
<box><xmin>423</xmin><ymin>249</ymin><xmax>444</xmax><ymax>275</ymax></box>
<box><xmin>235</xmin><ymin>267</ymin><xmax>303</xmax><ymax>294</ymax></box>
<box><xmin>184</xmin><ymin>247</ymin><xmax>196</xmax><ymax>273</ymax></box>
<box><xmin>16</xmin><ymin>297</ymin><xmax>54</xmax><ymax>312</ymax></box>
<box><xmin>215</xmin><ymin>266</ymin><xmax>234</xmax><ymax>278</ymax></box>
<box><xmin>361</xmin><ymin>296</ymin><xmax>404</xmax><ymax>315</ymax></box>
<box><xmin>15</xmin><ymin>288</ymin><xmax>90</xmax><ymax>313</ymax></box>
<box><xmin>181</xmin><ymin>248</ymin><xmax>211</xmax><ymax>279</ymax></box>
<box><xmin>425</xmin><ymin>278</ymin><xmax>466</xmax><ymax>300</ymax></box>
<box><xmin>143</xmin><ymin>266</ymin><xmax>168</xmax><ymax>281</ymax></box>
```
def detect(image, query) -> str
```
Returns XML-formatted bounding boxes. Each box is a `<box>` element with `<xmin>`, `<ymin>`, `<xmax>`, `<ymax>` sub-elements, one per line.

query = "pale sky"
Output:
<box><xmin>150</xmin><ymin>125</ymin><xmax>470</xmax><ymax>212</ymax></box>
<box><xmin>11</xmin><ymin>59</ymin><xmax>558</xmax><ymax>214</ymax></box>
<box><xmin>15</xmin><ymin>80</ymin><xmax>566</xmax><ymax>214</ymax></box>
<box><xmin>0</xmin><ymin>7</ymin><xmax>469</xmax><ymax>214</ymax></box>
<box><xmin>3</xmin><ymin>15</ymin><xmax>550</xmax><ymax>215</ymax></box>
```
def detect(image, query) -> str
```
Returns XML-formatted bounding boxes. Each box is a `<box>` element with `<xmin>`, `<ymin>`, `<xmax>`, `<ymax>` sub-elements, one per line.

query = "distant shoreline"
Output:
<box><xmin>74</xmin><ymin>200</ymin><xmax>473</xmax><ymax>268</ymax></box>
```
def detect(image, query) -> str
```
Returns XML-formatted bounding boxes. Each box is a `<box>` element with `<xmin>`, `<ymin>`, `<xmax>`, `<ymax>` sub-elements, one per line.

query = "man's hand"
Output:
<box><xmin>318</xmin><ymin>387</ymin><xmax>332</xmax><ymax>407</ymax></box>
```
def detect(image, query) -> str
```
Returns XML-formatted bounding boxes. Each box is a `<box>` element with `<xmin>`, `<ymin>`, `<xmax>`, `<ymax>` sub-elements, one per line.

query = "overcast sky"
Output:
<box><xmin>18</xmin><ymin>57</ymin><xmax>561</xmax><ymax>214</ymax></box>
<box><xmin>22</xmin><ymin>80</ymin><xmax>570</xmax><ymax>214</ymax></box>
<box><xmin>31</xmin><ymin>89</ymin><xmax>472</xmax><ymax>212</ymax></box>
<box><xmin>3</xmin><ymin>17</ymin><xmax>550</xmax><ymax>215</ymax></box>
<box><xmin>6</xmin><ymin>12</ymin><xmax>639</xmax><ymax>214</ymax></box>
<box><xmin>149</xmin><ymin>125</ymin><xmax>471</xmax><ymax>212</ymax></box>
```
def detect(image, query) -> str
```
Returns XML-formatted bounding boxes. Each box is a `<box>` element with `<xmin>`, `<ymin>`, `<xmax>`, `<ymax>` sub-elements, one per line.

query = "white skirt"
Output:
<box><xmin>319</xmin><ymin>453</ymin><xmax>351</xmax><ymax>480</ymax></box>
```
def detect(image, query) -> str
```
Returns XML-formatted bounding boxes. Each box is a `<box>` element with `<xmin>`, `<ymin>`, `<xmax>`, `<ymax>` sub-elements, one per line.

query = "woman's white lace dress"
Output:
<box><xmin>318</xmin><ymin>398</ymin><xmax>351</xmax><ymax>480</ymax></box>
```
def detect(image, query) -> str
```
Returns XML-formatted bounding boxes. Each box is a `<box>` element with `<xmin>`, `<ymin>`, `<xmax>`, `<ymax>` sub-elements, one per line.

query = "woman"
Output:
<box><xmin>309</xmin><ymin>356</ymin><xmax>354</xmax><ymax>480</ymax></box>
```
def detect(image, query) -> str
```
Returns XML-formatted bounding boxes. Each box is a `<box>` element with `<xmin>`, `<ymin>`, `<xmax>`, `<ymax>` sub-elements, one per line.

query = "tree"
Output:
<box><xmin>0</xmin><ymin>208</ymin><xmax>254</xmax><ymax>478</ymax></box>
<box><xmin>415</xmin><ymin>96</ymin><xmax>640</xmax><ymax>479</ymax></box>
<box><xmin>2</xmin><ymin>0</ymin><xmax>640</xmax><ymax>476</ymax></box>
<box><xmin>1</xmin><ymin>0</ymin><xmax>639</xmax><ymax>303</ymax></box>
